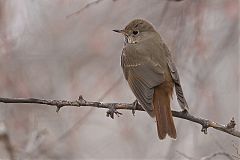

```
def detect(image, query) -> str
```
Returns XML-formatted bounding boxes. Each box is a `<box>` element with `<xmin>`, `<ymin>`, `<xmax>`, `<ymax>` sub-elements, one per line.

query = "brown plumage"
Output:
<box><xmin>114</xmin><ymin>19</ymin><xmax>188</xmax><ymax>140</ymax></box>
<box><xmin>153</xmin><ymin>83</ymin><xmax>176</xmax><ymax>139</ymax></box>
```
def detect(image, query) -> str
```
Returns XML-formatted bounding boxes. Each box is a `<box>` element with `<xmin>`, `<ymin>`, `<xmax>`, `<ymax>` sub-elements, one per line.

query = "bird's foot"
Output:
<box><xmin>132</xmin><ymin>99</ymin><xmax>139</xmax><ymax>116</ymax></box>
<box><xmin>106</xmin><ymin>104</ymin><xmax>122</xmax><ymax>119</ymax></box>
<box><xmin>181</xmin><ymin>109</ymin><xmax>188</xmax><ymax>114</ymax></box>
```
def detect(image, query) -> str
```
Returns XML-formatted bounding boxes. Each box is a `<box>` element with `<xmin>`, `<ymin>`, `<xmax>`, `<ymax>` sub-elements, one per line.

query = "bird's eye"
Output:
<box><xmin>133</xmin><ymin>30</ymin><xmax>139</xmax><ymax>35</ymax></box>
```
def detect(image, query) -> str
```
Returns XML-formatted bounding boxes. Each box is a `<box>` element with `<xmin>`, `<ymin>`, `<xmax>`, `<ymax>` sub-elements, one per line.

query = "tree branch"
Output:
<box><xmin>0</xmin><ymin>96</ymin><xmax>239</xmax><ymax>138</ymax></box>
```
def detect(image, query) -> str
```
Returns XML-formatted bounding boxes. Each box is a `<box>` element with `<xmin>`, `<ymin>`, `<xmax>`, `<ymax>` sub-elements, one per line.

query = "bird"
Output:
<box><xmin>113</xmin><ymin>19</ymin><xmax>188</xmax><ymax>140</ymax></box>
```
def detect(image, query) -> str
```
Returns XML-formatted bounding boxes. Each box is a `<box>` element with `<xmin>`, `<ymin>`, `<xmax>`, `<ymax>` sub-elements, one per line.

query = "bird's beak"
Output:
<box><xmin>112</xmin><ymin>29</ymin><xmax>122</xmax><ymax>33</ymax></box>
<box><xmin>113</xmin><ymin>29</ymin><xmax>126</xmax><ymax>36</ymax></box>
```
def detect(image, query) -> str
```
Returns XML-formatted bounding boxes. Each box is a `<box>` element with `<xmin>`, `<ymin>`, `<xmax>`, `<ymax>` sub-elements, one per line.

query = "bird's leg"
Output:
<box><xmin>132</xmin><ymin>99</ymin><xmax>139</xmax><ymax>116</ymax></box>
<box><xmin>181</xmin><ymin>108</ymin><xmax>189</xmax><ymax>114</ymax></box>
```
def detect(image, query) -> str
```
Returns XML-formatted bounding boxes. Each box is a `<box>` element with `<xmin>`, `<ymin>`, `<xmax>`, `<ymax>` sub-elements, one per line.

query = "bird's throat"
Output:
<box><xmin>125</xmin><ymin>36</ymin><xmax>137</xmax><ymax>44</ymax></box>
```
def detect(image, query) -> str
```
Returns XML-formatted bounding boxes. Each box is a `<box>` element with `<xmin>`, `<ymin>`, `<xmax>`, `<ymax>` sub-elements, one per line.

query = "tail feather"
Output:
<box><xmin>153</xmin><ymin>83</ymin><xmax>176</xmax><ymax>139</ymax></box>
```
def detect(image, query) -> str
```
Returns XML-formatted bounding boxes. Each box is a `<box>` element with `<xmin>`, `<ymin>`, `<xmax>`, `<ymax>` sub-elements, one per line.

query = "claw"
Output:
<box><xmin>201</xmin><ymin>126</ymin><xmax>208</xmax><ymax>134</ymax></box>
<box><xmin>201</xmin><ymin>121</ymin><xmax>209</xmax><ymax>134</ymax></box>
<box><xmin>181</xmin><ymin>109</ymin><xmax>188</xmax><ymax>114</ymax></box>
<box><xmin>106</xmin><ymin>104</ymin><xmax>122</xmax><ymax>119</ymax></box>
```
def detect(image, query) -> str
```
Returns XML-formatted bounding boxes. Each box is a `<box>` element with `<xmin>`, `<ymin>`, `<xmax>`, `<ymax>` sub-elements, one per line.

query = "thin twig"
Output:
<box><xmin>0</xmin><ymin>97</ymin><xmax>239</xmax><ymax>138</ymax></box>
<box><xmin>66</xmin><ymin>0</ymin><xmax>105</xmax><ymax>18</ymax></box>
<box><xmin>66</xmin><ymin>0</ymin><xmax>182</xmax><ymax>18</ymax></box>
<box><xmin>200</xmin><ymin>152</ymin><xmax>234</xmax><ymax>160</ymax></box>
<box><xmin>176</xmin><ymin>150</ymin><xmax>194</xmax><ymax>160</ymax></box>
<box><xmin>177</xmin><ymin>151</ymin><xmax>235</xmax><ymax>160</ymax></box>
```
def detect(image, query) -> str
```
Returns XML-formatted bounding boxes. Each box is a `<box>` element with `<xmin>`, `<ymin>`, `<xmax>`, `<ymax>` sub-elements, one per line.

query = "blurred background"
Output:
<box><xmin>0</xmin><ymin>0</ymin><xmax>239</xmax><ymax>159</ymax></box>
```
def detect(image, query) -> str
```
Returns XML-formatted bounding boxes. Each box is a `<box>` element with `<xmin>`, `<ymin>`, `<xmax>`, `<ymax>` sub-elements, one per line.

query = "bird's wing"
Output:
<box><xmin>167</xmin><ymin>57</ymin><xmax>189</xmax><ymax>111</ymax></box>
<box><xmin>121</xmin><ymin>47</ymin><xmax>165</xmax><ymax>116</ymax></box>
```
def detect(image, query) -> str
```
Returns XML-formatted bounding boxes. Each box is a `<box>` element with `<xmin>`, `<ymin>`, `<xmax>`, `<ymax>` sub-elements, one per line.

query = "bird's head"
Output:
<box><xmin>113</xmin><ymin>19</ymin><xmax>157</xmax><ymax>44</ymax></box>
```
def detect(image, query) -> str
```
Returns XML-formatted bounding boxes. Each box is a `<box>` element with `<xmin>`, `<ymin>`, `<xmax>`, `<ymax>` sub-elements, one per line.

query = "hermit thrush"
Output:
<box><xmin>113</xmin><ymin>19</ymin><xmax>188</xmax><ymax>139</ymax></box>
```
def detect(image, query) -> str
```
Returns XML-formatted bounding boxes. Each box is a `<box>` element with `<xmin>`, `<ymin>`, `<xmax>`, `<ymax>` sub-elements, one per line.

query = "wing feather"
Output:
<box><xmin>167</xmin><ymin>58</ymin><xmax>189</xmax><ymax>110</ymax></box>
<box><xmin>121</xmin><ymin>46</ymin><xmax>165</xmax><ymax>116</ymax></box>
